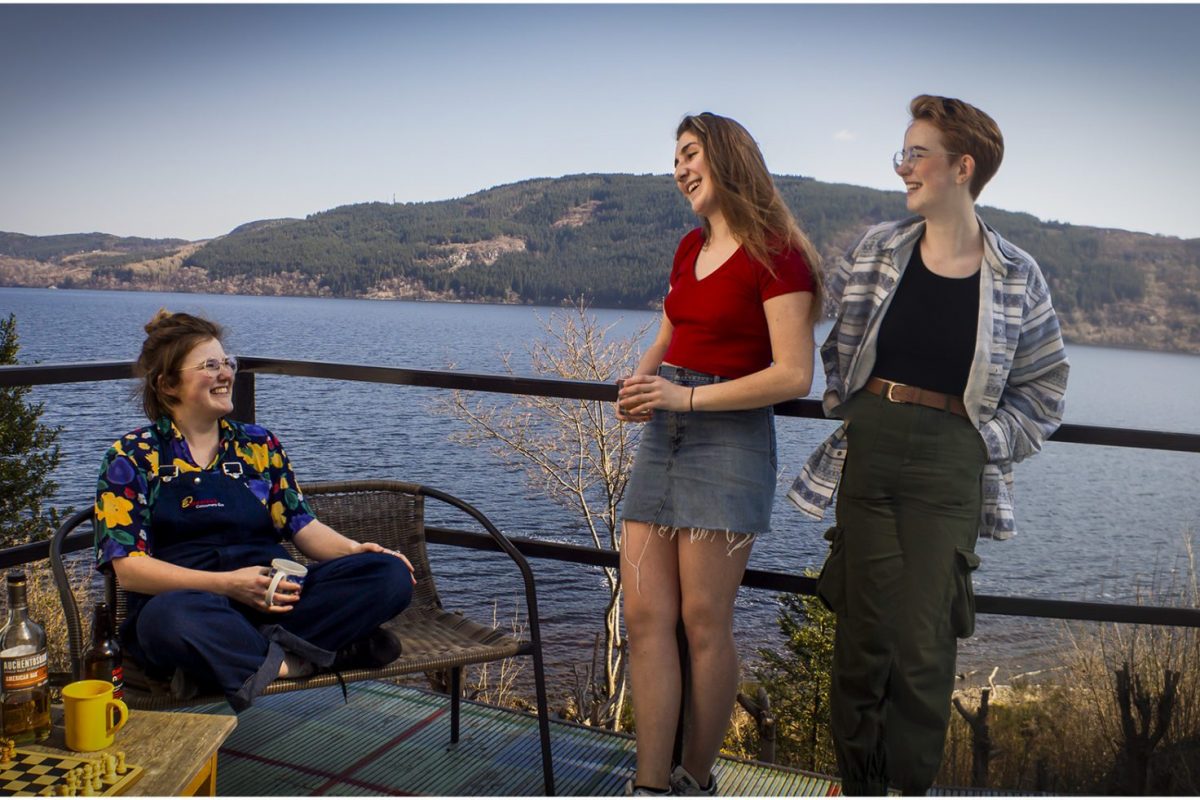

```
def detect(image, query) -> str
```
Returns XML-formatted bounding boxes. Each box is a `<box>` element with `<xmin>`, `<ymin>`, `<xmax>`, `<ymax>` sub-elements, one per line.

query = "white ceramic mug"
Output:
<box><xmin>265</xmin><ymin>557</ymin><xmax>308</xmax><ymax>607</ymax></box>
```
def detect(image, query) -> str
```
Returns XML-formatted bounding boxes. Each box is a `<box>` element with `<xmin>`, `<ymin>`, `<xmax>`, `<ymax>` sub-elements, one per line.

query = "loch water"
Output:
<box><xmin>4</xmin><ymin>287</ymin><xmax>1199</xmax><ymax>684</ymax></box>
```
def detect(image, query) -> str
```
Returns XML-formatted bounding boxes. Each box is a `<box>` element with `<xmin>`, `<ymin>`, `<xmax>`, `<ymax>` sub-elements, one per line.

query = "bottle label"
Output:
<box><xmin>1</xmin><ymin>648</ymin><xmax>49</xmax><ymax>691</ymax></box>
<box><xmin>112</xmin><ymin>665</ymin><xmax>125</xmax><ymax>699</ymax></box>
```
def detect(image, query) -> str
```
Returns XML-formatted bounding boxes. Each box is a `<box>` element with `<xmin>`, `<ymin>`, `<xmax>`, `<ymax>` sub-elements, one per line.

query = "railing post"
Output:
<box><xmin>233</xmin><ymin>370</ymin><xmax>256</xmax><ymax>423</ymax></box>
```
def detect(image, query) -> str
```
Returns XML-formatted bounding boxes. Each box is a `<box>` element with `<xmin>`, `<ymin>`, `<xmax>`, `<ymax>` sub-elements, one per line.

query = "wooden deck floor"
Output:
<box><xmin>195</xmin><ymin>681</ymin><xmax>1001</xmax><ymax>796</ymax></box>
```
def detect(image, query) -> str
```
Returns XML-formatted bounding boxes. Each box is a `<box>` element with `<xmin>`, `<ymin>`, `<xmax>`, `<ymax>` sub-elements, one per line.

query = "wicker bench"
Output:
<box><xmin>50</xmin><ymin>479</ymin><xmax>555</xmax><ymax>794</ymax></box>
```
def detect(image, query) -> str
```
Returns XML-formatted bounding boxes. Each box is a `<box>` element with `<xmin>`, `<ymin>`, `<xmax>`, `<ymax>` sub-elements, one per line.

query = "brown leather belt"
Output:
<box><xmin>864</xmin><ymin>377</ymin><xmax>968</xmax><ymax>419</ymax></box>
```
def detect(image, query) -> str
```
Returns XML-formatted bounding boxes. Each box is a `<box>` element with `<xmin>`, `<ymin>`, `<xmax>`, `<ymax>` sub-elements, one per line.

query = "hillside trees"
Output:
<box><xmin>0</xmin><ymin>232</ymin><xmax>187</xmax><ymax>262</ymax></box>
<box><xmin>179</xmin><ymin>171</ymin><xmax>1194</xmax><ymax>312</ymax></box>
<box><xmin>7</xmin><ymin>173</ymin><xmax>1198</xmax><ymax>341</ymax></box>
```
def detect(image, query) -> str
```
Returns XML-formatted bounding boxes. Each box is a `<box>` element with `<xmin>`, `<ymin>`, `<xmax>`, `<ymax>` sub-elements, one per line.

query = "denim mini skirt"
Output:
<box><xmin>621</xmin><ymin>365</ymin><xmax>777</xmax><ymax>535</ymax></box>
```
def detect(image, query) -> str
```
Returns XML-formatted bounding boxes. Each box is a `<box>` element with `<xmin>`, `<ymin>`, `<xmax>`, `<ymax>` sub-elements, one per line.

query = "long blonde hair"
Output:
<box><xmin>676</xmin><ymin>112</ymin><xmax>822</xmax><ymax>309</ymax></box>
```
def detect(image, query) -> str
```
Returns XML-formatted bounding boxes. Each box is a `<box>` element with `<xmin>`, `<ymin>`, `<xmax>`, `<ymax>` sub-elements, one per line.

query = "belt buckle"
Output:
<box><xmin>883</xmin><ymin>380</ymin><xmax>905</xmax><ymax>403</ymax></box>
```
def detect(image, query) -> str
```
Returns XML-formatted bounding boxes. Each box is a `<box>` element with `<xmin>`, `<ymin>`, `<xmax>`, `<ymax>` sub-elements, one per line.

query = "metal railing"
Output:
<box><xmin>4</xmin><ymin>356</ymin><xmax>1200</xmax><ymax>628</ymax></box>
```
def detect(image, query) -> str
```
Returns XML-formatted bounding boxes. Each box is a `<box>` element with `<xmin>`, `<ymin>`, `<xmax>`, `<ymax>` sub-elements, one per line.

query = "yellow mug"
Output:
<box><xmin>62</xmin><ymin>679</ymin><xmax>128</xmax><ymax>752</ymax></box>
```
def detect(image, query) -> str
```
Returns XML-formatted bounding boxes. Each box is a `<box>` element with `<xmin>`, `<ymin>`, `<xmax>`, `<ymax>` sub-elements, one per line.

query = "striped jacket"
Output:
<box><xmin>787</xmin><ymin>215</ymin><xmax>1069</xmax><ymax>540</ymax></box>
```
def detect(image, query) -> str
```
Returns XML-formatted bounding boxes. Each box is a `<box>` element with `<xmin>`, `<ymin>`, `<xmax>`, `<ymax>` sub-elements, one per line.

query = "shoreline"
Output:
<box><xmin>1</xmin><ymin>283</ymin><xmax>1196</xmax><ymax>357</ymax></box>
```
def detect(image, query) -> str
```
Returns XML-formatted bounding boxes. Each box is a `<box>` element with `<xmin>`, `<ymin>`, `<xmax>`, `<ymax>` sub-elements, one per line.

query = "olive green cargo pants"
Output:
<box><xmin>816</xmin><ymin>391</ymin><xmax>985</xmax><ymax>796</ymax></box>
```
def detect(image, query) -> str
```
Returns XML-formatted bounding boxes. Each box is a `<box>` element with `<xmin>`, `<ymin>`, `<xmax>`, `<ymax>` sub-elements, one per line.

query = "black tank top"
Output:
<box><xmin>872</xmin><ymin>242</ymin><xmax>980</xmax><ymax>396</ymax></box>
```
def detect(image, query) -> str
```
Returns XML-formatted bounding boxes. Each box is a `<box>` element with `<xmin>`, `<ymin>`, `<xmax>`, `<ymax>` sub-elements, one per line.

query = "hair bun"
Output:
<box><xmin>144</xmin><ymin>308</ymin><xmax>175</xmax><ymax>335</ymax></box>
<box><xmin>134</xmin><ymin>310</ymin><xmax>224</xmax><ymax>422</ymax></box>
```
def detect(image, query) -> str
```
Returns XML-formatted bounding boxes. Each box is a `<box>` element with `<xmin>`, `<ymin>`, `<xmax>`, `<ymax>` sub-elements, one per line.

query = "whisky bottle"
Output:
<box><xmin>0</xmin><ymin>571</ymin><xmax>51</xmax><ymax>743</ymax></box>
<box><xmin>83</xmin><ymin>602</ymin><xmax>124</xmax><ymax>699</ymax></box>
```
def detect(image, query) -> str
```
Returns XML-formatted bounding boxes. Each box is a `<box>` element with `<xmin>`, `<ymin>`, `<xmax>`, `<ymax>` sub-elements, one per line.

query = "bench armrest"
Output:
<box><xmin>49</xmin><ymin>507</ymin><xmax>93</xmax><ymax>682</ymax></box>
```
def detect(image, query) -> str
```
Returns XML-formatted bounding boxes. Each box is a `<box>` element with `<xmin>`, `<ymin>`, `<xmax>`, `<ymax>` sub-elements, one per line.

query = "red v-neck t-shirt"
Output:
<box><xmin>662</xmin><ymin>227</ymin><xmax>814</xmax><ymax>379</ymax></box>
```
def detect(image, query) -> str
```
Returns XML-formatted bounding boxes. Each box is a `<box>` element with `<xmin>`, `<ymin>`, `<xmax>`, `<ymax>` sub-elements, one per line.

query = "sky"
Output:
<box><xmin>2</xmin><ymin>3</ymin><xmax>1199</xmax><ymax>242</ymax></box>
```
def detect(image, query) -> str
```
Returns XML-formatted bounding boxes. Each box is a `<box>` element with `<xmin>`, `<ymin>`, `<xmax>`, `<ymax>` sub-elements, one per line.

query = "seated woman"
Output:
<box><xmin>94</xmin><ymin>309</ymin><xmax>415</xmax><ymax>712</ymax></box>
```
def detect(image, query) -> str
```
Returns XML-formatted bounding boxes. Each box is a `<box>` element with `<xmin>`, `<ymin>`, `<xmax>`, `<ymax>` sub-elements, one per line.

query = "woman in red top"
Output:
<box><xmin>616</xmin><ymin>112</ymin><xmax>821</xmax><ymax>795</ymax></box>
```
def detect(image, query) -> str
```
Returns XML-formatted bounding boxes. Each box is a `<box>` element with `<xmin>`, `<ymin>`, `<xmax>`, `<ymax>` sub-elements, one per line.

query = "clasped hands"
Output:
<box><xmin>615</xmin><ymin>375</ymin><xmax>692</xmax><ymax>422</ymax></box>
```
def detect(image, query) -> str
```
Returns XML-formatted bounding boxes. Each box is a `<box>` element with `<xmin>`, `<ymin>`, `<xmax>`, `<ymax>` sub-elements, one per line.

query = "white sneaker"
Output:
<box><xmin>623</xmin><ymin>778</ymin><xmax>672</xmax><ymax>796</ymax></box>
<box><xmin>670</xmin><ymin>765</ymin><xmax>717</xmax><ymax>796</ymax></box>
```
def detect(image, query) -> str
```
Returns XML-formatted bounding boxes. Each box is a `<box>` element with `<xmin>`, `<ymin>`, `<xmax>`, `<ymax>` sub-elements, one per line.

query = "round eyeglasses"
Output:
<box><xmin>187</xmin><ymin>356</ymin><xmax>238</xmax><ymax>374</ymax></box>
<box><xmin>892</xmin><ymin>147</ymin><xmax>961</xmax><ymax>171</ymax></box>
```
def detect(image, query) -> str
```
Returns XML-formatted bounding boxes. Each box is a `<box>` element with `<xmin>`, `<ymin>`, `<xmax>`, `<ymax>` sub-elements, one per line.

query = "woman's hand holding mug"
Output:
<box><xmin>263</xmin><ymin>558</ymin><xmax>308</xmax><ymax>610</ymax></box>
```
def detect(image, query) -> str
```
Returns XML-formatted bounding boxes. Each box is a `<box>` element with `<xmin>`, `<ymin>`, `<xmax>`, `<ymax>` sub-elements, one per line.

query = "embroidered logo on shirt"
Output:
<box><xmin>181</xmin><ymin>496</ymin><xmax>225</xmax><ymax>510</ymax></box>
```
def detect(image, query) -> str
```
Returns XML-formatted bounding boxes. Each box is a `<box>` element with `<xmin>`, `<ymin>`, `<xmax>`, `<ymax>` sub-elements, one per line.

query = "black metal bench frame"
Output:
<box><xmin>50</xmin><ymin>479</ymin><xmax>555</xmax><ymax>794</ymax></box>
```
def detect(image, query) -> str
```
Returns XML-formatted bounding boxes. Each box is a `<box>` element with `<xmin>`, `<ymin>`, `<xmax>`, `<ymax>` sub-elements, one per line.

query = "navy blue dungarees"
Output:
<box><xmin>123</xmin><ymin>427</ymin><xmax>413</xmax><ymax>712</ymax></box>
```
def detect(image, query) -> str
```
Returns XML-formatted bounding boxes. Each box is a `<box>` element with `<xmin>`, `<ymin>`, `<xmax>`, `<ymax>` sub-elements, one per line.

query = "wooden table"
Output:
<box><xmin>28</xmin><ymin>705</ymin><xmax>237</xmax><ymax>796</ymax></box>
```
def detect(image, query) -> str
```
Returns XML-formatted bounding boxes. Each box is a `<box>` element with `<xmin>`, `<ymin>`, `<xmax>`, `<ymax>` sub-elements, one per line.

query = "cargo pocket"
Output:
<box><xmin>815</xmin><ymin>526</ymin><xmax>847</xmax><ymax>614</ymax></box>
<box><xmin>951</xmin><ymin>546</ymin><xmax>982</xmax><ymax>638</ymax></box>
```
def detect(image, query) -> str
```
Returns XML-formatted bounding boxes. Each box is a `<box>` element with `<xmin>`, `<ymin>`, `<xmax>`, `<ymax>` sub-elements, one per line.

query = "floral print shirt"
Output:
<box><xmin>94</xmin><ymin>416</ymin><xmax>316</xmax><ymax>570</ymax></box>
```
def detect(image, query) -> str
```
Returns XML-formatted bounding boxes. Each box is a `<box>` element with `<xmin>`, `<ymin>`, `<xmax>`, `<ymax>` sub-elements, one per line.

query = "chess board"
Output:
<box><xmin>0</xmin><ymin>749</ymin><xmax>143</xmax><ymax>796</ymax></box>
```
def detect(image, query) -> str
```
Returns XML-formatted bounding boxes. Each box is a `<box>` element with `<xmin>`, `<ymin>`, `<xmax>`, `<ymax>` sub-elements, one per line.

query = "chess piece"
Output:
<box><xmin>115</xmin><ymin>752</ymin><xmax>126</xmax><ymax>775</ymax></box>
<box><xmin>91</xmin><ymin>764</ymin><xmax>103</xmax><ymax>792</ymax></box>
<box><xmin>0</xmin><ymin>737</ymin><xmax>15</xmax><ymax>767</ymax></box>
<box><xmin>66</xmin><ymin>769</ymin><xmax>80</xmax><ymax>796</ymax></box>
<box><xmin>102</xmin><ymin>754</ymin><xmax>118</xmax><ymax>784</ymax></box>
<box><xmin>80</xmin><ymin>764</ymin><xmax>96</xmax><ymax>796</ymax></box>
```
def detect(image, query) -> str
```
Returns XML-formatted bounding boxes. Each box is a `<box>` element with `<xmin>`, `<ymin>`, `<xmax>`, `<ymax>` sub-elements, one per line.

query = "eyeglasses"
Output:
<box><xmin>892</xmin><ymin>147</ymin><xmax>961</xmax><ymax>171</ymax></box>
<box><xmin>186</xmin><ymin>356</ymin><xmax>238</xmax><ymax>375</ymax></box>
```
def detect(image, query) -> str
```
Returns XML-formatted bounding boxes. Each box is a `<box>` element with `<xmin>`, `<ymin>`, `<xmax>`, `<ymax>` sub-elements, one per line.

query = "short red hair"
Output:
<box><xmin>909</xmin><ymin>95</ymin><xmax>1004</xmax><ymax>199</ymax></box>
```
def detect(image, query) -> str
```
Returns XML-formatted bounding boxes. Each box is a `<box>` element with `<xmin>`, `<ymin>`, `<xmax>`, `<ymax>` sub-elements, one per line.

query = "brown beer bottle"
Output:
<box><xmin>83</xmin><ymin>601</ymin><xmax>124</xmax><ymax>700</ymax></box>
<box><xmin>0</xmin><ymin>571</ymin><xmax>51</xmax><ymax>743</ymax></box>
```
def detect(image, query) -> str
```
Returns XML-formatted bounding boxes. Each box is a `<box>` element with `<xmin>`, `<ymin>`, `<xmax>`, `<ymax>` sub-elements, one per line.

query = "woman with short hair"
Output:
<box><xmin>791</xmin><ymin>95</ymin><xmax>1069</xmax><ymax>795</ymax></box>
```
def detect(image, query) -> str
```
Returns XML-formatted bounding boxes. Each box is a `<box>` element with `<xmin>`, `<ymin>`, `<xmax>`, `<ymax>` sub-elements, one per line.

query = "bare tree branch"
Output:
<box><xmin>433</xmin><ymin>299</ymin><xmax>652</xmax><ymax>730</ymax></box>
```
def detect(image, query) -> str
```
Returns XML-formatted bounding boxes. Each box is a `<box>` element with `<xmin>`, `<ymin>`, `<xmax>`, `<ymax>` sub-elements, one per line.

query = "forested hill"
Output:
<box><xmin>2</xmin><ymin>173</ymin><xmax>1199</xmax><ymax>353</ymax></box>
<box><xmin>0</xmin><ymin>231</ymin><xmax>189</xmax><ymax>263</ymax></box>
